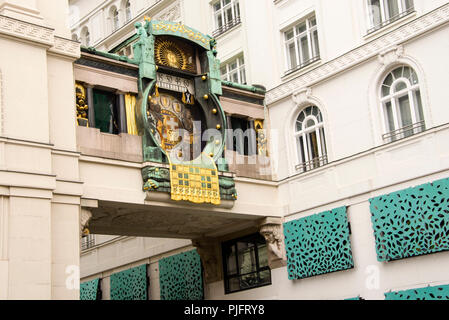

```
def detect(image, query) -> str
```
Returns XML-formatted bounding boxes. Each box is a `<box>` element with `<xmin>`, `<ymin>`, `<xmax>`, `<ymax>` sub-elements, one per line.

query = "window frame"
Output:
<box><xmin>294</xmin><ymin>106</ymin><xmax>328</xmax><ymax>173</ymax></box>
<box><xmin>222</xmin><ymin>233</ymin><xmax>272</xmax><ymax>295</ymax></box>
<box><xmin>366</xmin><ymin>0</ymin><xmax>415</xmax><ymax>34</ymax></box>
<box><xmin>212</xmin><ymin>0</ymin><xmax>241</xmax><ymax>37</ymax></box>
<box><xmin>111</xmin><ymin>6</ymin><xmax>120</xmax><ymax>32</ymax></box>
<box><xmin>283</xmin><ymin>15</ymin><xmax>320</xmax><ymax>75</ymax></box>
<box><xmin>379</xmin><ymin>66</ymin><xmax>425</xmax><ymax>142</ymax></box>
<box><xmin>220</xmin><ymin>55</ymin><xmax>246</xmax><ymax>85</ymax></box>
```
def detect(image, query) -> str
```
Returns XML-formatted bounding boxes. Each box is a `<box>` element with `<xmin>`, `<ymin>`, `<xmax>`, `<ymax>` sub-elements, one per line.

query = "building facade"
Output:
<box><xmin>0</xmin><ymin>0</ymin><xmax>448</xmax><ymax>300</ymax></box>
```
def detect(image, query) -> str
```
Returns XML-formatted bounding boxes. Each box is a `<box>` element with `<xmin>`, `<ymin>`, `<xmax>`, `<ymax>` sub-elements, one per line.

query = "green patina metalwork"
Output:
<box><xmin>221</xmin><ymin>81</ymin><xmax>266</xmax><ymax>95</ymax></box>
<box><xmin>385</xmin><ymin>284</ymin><xmax>449</xmax><ymax>300</ymax></box>
<box><xmin>159</xmin><ymin>250</ymin><xmax>203</xmax><ymax>300</ymax></box>
<box><xmin>80</xmin><ymin>278</ymin><xmax>100</xmax><ymax>300</ymax></box>
<box><xmin>81</xmin><ymin>46</ymin><xmax>137</xmax><ymax>65</ymax></box>
<box><xmin>345</xmin><ymin>296</ymin><xmax>362</xmax><ymax>300</ymax></box>
<box><xmin>110</xmin><ymin>264</ymin><xmax>148</xmax><ymax>300</ymax></box>
<box><xmin>284</xmin><ymin>206</ymin><xmax>354</xmax><ymax>280</ymax></box>
<box><xmin>369</xmin><ymin>177</ymin><xmax>449</xmax><ymax>262</ymax></box>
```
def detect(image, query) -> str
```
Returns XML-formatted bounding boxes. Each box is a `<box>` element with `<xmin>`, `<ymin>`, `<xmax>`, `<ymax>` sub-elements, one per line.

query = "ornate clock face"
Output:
<box><xmin>147</xmin><ymin>93</ymin><xmax>197</xmax><ymax>155</ymax></box>
<box><xmin>154</xmin><ymin>36</ymin><xmax>196</xmax><ymax>73</ymax></box>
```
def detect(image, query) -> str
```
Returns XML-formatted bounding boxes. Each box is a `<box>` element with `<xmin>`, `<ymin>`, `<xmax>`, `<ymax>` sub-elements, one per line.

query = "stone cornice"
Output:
<box><xmin>0</xmin><ymin>14</ymin><xmax>80</xmax><ymax>59</ymax></box>
<box><xmin>266</xmin><ymin>3</ymin><xmax>449</xmax><ymax>106</ymax></box>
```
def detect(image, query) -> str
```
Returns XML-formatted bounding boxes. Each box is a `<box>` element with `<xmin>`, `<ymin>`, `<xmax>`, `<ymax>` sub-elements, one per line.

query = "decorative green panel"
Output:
<box><xmin>345</xmin><ymin>296</ymin><xmax>362</xmax><ymax>300</ymax></box>
<box><xmin>283</xmin><ymin>206</ymin><xmax>354</xmax><ymax>280</ymax></box>
<box><xmin>80</xmin><ymin>278</ymin><xmax>100</xmax><ymax>300</ymax></box>
<box><xmin>159</xmin><ymin>249</ymin><xmax>203</xmax><ymax>300</ymax></box>
<box><xmin>369</xmin><ymin>177</ymin><xmax>449</xmax><ymax>262</ymax></box>
<box><xmin>385</xmin><ymin>284</ymin><xmax>449</xmax><ymax>300</ymax></box>
<box><xmin>110</xmin><ymin>265</ymin><xmax>148</xmax><ymax>300</ymax></box>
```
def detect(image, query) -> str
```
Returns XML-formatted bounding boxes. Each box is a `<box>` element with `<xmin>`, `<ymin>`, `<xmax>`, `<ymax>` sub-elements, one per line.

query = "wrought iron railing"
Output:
<box><xmin>382</xmin><ymin>121</ymin><xmax>425</xmax><ymax>143</ymax></box>
<box><xmin>212</xmin><ymin>17</ymin><xmax>241</xmax><ymax>37</ymax></box>
<box><xmin>81</xmin><ymin>235</ymin><xmax>96</xmax><ymax>251</ymax></box>
<box><xmin>284</xmin><ymin>55</ymin><xmax>320</xmax><ymax>76</ymax></box>
<box><xmin>367</xmin><ymin>6</ymin><xmax>415</xmax><ymax>34</ymax></box>
<box><xmin>295</xmin><ymin>154</ymin><xmax>328</xmax><ymax>173</ymax></box>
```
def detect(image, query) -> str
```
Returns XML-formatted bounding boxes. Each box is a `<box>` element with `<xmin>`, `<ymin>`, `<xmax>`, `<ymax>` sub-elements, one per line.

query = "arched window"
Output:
<box><xmin>295</xmin><ymin>106</ymin><xmax>328</xmax><ymax>173</ymax></box>
<box><xmin>111</xmin><ymin>6</ymin><xmax>119</xmax><ymax>31</ymax></box>
<box><xmin>125</xmin><ymin>0</ymin><xmax>132</xmax><ymax>22</ymax></box>
<box><xmin>380</xmin><ymin>66</ymin><xmax>425</xmax><ymax>142</ymax></box>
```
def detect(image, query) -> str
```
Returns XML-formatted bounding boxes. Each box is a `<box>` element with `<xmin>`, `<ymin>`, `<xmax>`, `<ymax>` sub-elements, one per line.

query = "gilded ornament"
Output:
<box><xmin>216</xmin><ymin>124</ymin><xmax>221</xmax><ymax>130</ymax></box>
<box><xmin>203</xmin><ymin>94</ymin><xmax>209</xmax><ymax>100</ymax></box>
<box><xmin>212</xmin><ymin>108</ymin><xmax>218</xmax><ymax>114</ymax></box>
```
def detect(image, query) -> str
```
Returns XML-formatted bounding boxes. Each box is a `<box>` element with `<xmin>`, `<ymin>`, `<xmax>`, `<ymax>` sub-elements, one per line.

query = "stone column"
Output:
<box><xmin>248</xmin><ymin>119</ymin><xmax>257</xmax><ymax>156</ymax></box>
<box><xmin>117</xmin><ymin>91</ymin><xmax>128</xmax><ymax>134</ymax></box>
<box><xmin>259</xmin><ymin>217</ymin><xmax>287</xmax><ymax>269</ymax></box>
<box><xmin>86</xmin><ymin>84</ymin><xmax>96</xmax><ymax>129</ymax></box>
<box><xmin>192</xmin><ymin>239</ymin><xmax>222</xmax><ymax>284</ymax></box>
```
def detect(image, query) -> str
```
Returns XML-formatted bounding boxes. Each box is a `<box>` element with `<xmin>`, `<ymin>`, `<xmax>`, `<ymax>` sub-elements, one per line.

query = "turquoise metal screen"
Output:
<box><xmin>283</xmin><ymin>206</ymin><xmax>354</xmax><ymax>280</ymax></box>
<box><xmin>110</xmin><ymin>264</ymin><xmax>148</xmax><ymax>300</ymax></box>
<box><xmin>385</xmin><ymin>284</ymin><xmax>449</xmax><ymax>300</ymax></box>
<box><xmin>370</xmin><ymin>177</ymin><xmax>449</xmax><ymax>262</ymax></box>
<box><xmin>80</xmin><ymin>278</ymin><xmax>100</xmax><ymax>300</ymax></box>
<box><xmin>159</xmin><ymin>249</ymin><xmax>203</xmax><ymax>300</ymax></box>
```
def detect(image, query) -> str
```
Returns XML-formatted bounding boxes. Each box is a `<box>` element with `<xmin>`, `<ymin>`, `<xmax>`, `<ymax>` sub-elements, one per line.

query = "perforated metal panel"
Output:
<box><xmin>284</xmin><ymin>206</ymin><xmax>354</xmax><ymax>280</ymax></box>
<box><xmin>80</xmin><ymin>278</ymin><xmax>100</xmax><ymax>300</ymax></box>
<box><xmin>159</xmin><ymin>249</ymin><xmax>203</xmax><ymax>300</ymax></box>
<box><xmin>385</xmin><ymin>284</ymin><xmax>449</xmax><ymax>300</ymax></box>
<box><xmin>370</xmin><ymin>177</ymin><xmax>449</xmax><ymax>262</ymax></box>
<box><xmin>110</xmin><ymin>264</ymin><xmax>148</xmax><ymax>300</ymax></box>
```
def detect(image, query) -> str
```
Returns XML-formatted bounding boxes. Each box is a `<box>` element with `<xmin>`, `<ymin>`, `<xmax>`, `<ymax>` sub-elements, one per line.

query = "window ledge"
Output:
<box><xmin>281</xmin><ymin>57</ymin><xmax>322</xmax><ymax>83</ymax></box>
<box><xmin>363</xmin><ymin>10</ymin><xmax>417</xmax><ymax>41</ymax></box>
<box><xmin>212</xmin><ymin>20</ymin><xmax>242</xmax><ymax>38</ymax></box>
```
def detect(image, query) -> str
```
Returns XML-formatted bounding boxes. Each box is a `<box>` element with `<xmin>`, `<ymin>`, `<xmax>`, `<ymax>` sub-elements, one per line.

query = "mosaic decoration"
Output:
<box><xmin>110</xmin><ymin>265</ymin><xmax>148</xmax><ymax>300</ymax></box>
<box><xmin>169</xmin><ymin>155</ymin><xmax>221</xmax><ymax>205</ymax></box>
<box><xmin>159</xmin><ymin>250</ymin><xmax>203</xmax><ymax>300</ymax></box>
<box><xmin>284</xmin><ymin>206</ymin><xmax>354</xmax><ymax>280</ymax></box>
<box><xmin>80</xmin><ymin>278</ymin><xmax>100</xmax><ymax>300</ymax></box>
<box><xmin>385</xmin><ymin>284</ymin><xmax>449</xmax><ymax>300</ymax></box>
<box><xmin>369</xmin><ymin>177</ymin><xmax>449</xmax><ymax>262</ymax></box>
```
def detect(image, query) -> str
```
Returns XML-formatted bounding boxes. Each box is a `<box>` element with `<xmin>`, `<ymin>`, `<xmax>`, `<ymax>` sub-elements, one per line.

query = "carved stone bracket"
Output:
<box><xmin>259</xmin><ymin>217</ymin><xmax>287</xmax><ymax>269</ymax></box>
<box><xmin>192</xmin><ymin>239</ymin><xmax>223</xmax><ymax>284</ymax></box>
<box><xmin>377</xmin><ymin>45</ymin><xmax>405</xmax><ymax>66</ymax></box>
<box><xmin>80</xmin><ymin>209</ymin><xmax>92</xmax><ymax>238</ymax></box>
<box><xmin>292</xmin><ymin>87</ymin><xmax>312</xmax><ymax>107</ymax></box>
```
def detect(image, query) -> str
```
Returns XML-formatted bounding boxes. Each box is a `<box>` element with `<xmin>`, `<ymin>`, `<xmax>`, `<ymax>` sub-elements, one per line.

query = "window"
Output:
<box><xmin>111</xmin><ymin>6</ymin><xmax>119</xmax><ymax>32</ymax></box>
<box><xmin>380</xmin><ymin>66</ymin><xmax>425</xmax><ymax>142</ymax></box>
<box><xmin>125</xmin><ymin>0</ymin><xmax>132</xmax><ymax>22</ymax></box>
<box><xmin>93</xmin><ymin>89</ymin><xmax>121</xmax><ymax>134</ymax></box>
<box><xmin>295</xmin><ymin>106</ymin><xmax>328</xmax><ymax>173</ymax></box>
<box><xmin>222</xmin><ymin>233</ymin><xmax>271</xmax><ymax>294</ymax></box>
<box><xmin>367</xmin><ymin>0</ymin><xmax>414</xmax><ymax>33</ymax></box>
<box><xmin>212</xmin><ymin>0</ymin><xmax>241</xmax><ymax>37</ymax></box>
<box><xmin>284</xmin><ymin>15</ymin><xmax>320</xmax><ymax>74</ymax></box>
<box><xmin>227</xmin><ymin>116</ymin><xmax>257</xmax><ymax>156</ymax></box>
<box><xmin>221</xmin><ymin>55</ymin><xmax>246</xmax><ymax>84</ymax></box>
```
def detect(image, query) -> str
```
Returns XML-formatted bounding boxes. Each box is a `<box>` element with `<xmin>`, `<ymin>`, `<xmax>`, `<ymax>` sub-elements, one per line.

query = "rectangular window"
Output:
<box><xmin>93</xmin><ymin>89</ymin><xmax>121</xmax><ymax>134</ymax></box>
<box><xmin>367</xmin><ymin>0</ymin><xmax>414</xmax><ymax>33</ymax></box>
<box><xmin>212</xmin><ymin>0</ymin><xmax>241</xmax><ymax>37</ymax></box>
<box><xmin>284</xmin><ymin>15</ymin><xmax>320</xmax><ymax>75</ymax></box>
<box><xmin>221</xmin><ymin>55</ymin><xmax>246</xmax><ymax>85</ymax></box>
<box><xmin>222</xmin><ymin>233</ymin><xmax>271</xmax><ymax>294</ymax></box>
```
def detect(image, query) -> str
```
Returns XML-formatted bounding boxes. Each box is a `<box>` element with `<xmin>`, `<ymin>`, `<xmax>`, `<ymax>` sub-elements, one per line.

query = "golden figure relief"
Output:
<box><xmin>154</xmin><ymin>37</ymin><xmax>196</xmax><ymax>73</ymax></box>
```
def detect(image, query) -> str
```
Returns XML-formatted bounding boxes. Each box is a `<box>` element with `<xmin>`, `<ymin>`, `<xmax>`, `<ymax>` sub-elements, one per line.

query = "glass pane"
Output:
<box><xmin>229</xmin><ymin>61</ymin><xmax>238</xmax><ymax>71</ymax></box>
<box><xmin>231</xmin><ymin>71</ymin><xmax>239</xmax><ymax>83</ymax></box>
<box><xmin>300</xmin><ymin>36</ymin><xmax>310</xmax><ymax>63</ymax></box>
<box><xmin>383</xmin><ymin>73</ymin><xmax>394</xmax><ymax>86</ymax></box>
<box><xmin>312</xmin><ymin>30</ymin><xmax>320</xmax><ymax>57</ymax></box>
<box><xmin>320</xmin><ymin>128</ymin><xmax>327</xmax><ymax>157</ymax></box>
<box><xmin>386</xmin><ymin>0</ymin><xmax>400</xmax><ymax>19</ymax></box>
<box><xmin>393</xmin><ymin>67</ymin><xmax>403</xmax><ymax>80</ymax></box>
<box><xmin>216</xmin><ymin>13</ymin><xmax>223</xmax><ymax>28</ymax></box>
<box><xmin>239</xmin><ymin>69</ymin><xmax>246</xmax><ymax>84</ymax></box>
<box><xmin>287</xmin><ymin>42</ymin><xmax>297</xmax><ymax>69</ymax></box>
<box><xmin>298</xmin><ymin>111</ymin><xmax>305</xmax><ymax>123</ymax></box>
<box><xmin>385</xmin><ymin>101</ymin><xmax>395</xmax><ymax>132</ymax></box>
<box><xmin>368</xmin><ymin>0</ymin><xmax>382</xmax><ymax>26</ymax></box>
<box><xmin>296</xmin><ymin>120</ymin><xmax>302</xmax><ymax>132</ymax></box>
<box><xmin>297</xmin><ymin>136</ymin><xmax>305</xmax><ymax>164</ymax></box>
<box><xmin>237</xmin><ymin>242</ymin><xmax>257</xmax><ymax>275</ymax></box>
<box><xmin>403</xmin><ymin>66</ymin><xmax>411</xmax><ymax>81</ymax></box>
<box><xmin>296</xmin><ymin>22</ymin><xmax>306</xmax><ymax>34</ymax></box>
<box><xmin>306</xmin><ymin>119</ymin><xmax>315</xmax><ymax>128</ymax></box>
<box><xmin>226</xmin><ymin>246</ymin><xmax>237</xmax><ymax>275</ymax></box>
<box><xmin>398</xmin><ymin>95</ymin><xmax>412</xmax><ymax>127</ymax></box>
<box><xmin>309</xmin><ymin>17</ymin><xmax>317</xmax><ymax>27</ymax></box>
<box><xmin>285</xmin><ymin>29</ymin><xmax>294</xmax><ymax>41</ymax></box>
<box><xmin>234</xmin><ymin>2</ymin><xmax>240</xmax><ymax>18</ymax></box>
<box><xmin>258</xmin><ymin>269</ymin><xmax>272</xmax><ymax>286</ymax></box>
<box><xmin>394</xmin><ymin>81</ymin><xmax>407</xmax><ymax>92</ymax></box>
<box><xmin>305</xmin><ymin>107</ymin><xmax>312</xmax><ymax>116</ymax></box>
<box><xmin>309</xmin><ymin>131</ymin><xmax>319</xmax><ymax>160</ymax></box>
<box><xmin>228</xmin><ymin>277</ymin><xmax>240</xmax><ymax>292</ymax></box>
<box><xmin>226</xmin><ymin>7</ymin><xmax>233</xmax><ymax>23</ymax></box>
<box><xmin>382</xmin><ymin>85</ymin><xmax>391</xmax><ymax>97</ymax></box>
<box><xmin>214</xmin><ymin>2</ymin><xmax>221</xmax><ymax>11</ymax></box>
<box><xmin>258</xmin><ymin>244</ymin><xmax>269</xmax><ymax>268</ymax></box>
<box><xmin>411</xmin><ymin>69</ymin><xmax>419</xmax><ymax>85</ymax></box>
<box><xmin>414</xmin><ymin>90</ymin><xmax>424</xmax><ymax>122</ymax></box>
<box><xmin>404</xmin><ymin>0</ymin><xmax>414</xmax><ymax>10</ymax></box>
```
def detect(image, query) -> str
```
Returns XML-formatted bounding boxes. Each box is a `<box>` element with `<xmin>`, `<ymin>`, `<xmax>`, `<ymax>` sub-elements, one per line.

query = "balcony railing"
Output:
<box><xmin>284</xmin><ymin>55</ymin><xmax>320</xmax><ymax>77</ymax></box>
<box><xmin>382</xmin><ymin>121</ymin><xmax>425</xmax><ymax>143</ymax></box>
<box><xmin>367</xmin><ymin>6</ymin><xmax>415</xmax><ymax>34</ymax></box>
<box><xmin>212</xmin><ymin>17</ymin><xmax>241</xmax><ymax>37</ymax></box>
<box><xmin>295</xmin><ymin>154</ymin><xmax>328</xmax><ymax>173</ymax></box>
<box><xmin>81</xmin><ymin>235</ymin><xmax>96</xmax><ymax>251</ymax></box>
